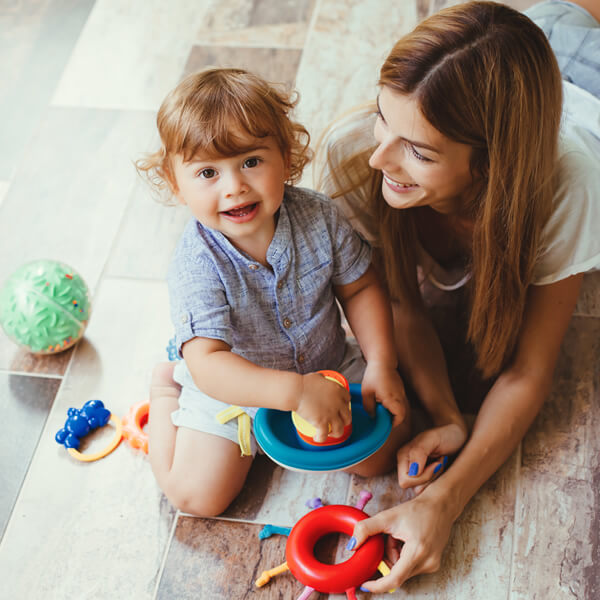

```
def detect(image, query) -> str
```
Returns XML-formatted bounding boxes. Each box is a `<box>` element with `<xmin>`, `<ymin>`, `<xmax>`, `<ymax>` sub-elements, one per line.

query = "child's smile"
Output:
<box><xmin>171</xmin><ymin>134</ymin><xmax>290</xmax><ymax>262</ymax></box>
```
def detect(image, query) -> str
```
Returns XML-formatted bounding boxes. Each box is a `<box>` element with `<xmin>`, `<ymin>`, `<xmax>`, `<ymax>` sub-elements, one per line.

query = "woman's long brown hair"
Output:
<box><xmin>320</xmin><ymin>1</ymin><xmax>563</xmax><ymax>378</ymax></box>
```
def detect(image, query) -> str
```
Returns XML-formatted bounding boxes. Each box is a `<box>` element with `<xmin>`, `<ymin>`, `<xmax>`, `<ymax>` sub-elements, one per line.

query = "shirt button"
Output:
<box><xmin>248</xmin><ymin>264</ymin><xmax>259</xmax><ymax>271</ymax></box>
<box><xmin>298</xmin><ymin>354</ymin><xmax>305</xmax><ymax>364</ymax></box>
<box><xmin>283</xmin><ymin>317</ymin><xmax>292</xmax><ymax>329</ymax></box>
<box><xmin>277</xmin><ymin>281</ymin><xmax>283</xmax><ymax>289</ymax></box>
<box><xmin>180</xmin><ymin>314</ymin><xmax>188</xmax><ymax>323</ymax></box>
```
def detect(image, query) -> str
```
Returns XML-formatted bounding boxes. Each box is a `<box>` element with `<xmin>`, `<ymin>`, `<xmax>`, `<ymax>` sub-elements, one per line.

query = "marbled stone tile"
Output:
<box><xmin>344</xmin><ymin>453</ymin><xmax>518</xmax><ymax>599</ymax></box>
<box><xmin>184</xmin><ymin>45</ymin><xmax>303</xmax><ymax>89</ymax></box>
<box><xmin>0</xmin><ymin>0</ymin><xmax>95</xmax><ymax>179</ymax></box>
<box><xmin>222</xmin><ymin>454</ymin><xmax>352</xmax><ymax>527</ymax></box>
<box><xmin>0</xmin><ymin>106</ymin><xmax>154</xmax><ymax>293</ymax></box>
<box><xmin>0</xmin><ymin>278</ymin><xmax>176</xmax><ymax>600</ymax></box>
<box><xmin>521</xmin><ymin>316</ymin><xmax>600</xmax><ymax>475</ymax></box>
<box><xmin>295</xmin><ymin>0</ymin><xmax>418</xmax><ymax>186</ymax></box>
<box><xmin>195</xmin><ymin>0</ymin><xmax>315</xmax><ymax>47</ymax></box>
<box><xmin>510</xmin><ymin>316</ymin><xmax>600</xmax><ymax>598</ymax></box>
<box><xmin>198</xmin><ymin>22</ymin><xmax>311</xmax><ymax>49</ymax></box>
<box><xmin>574</xmin><ymin>271</ymin><xmax>600</xmax><ymax>318</ymax></box>
<box><xmin>158</xmin><ymin>518</ymin><xmax>300</xmax><ymax>599</ymax></box>
<box><xmin>0</xmin><ymin>372</ymin><xmax>60</xmax><ymax>539</ymax></box>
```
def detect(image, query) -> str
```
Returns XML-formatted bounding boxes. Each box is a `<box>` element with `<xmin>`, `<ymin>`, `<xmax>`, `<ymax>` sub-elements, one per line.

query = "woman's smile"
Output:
<box><xmin>383</xmin><ymin>172</ymin><xmax>420</xmax><ymax>193</ymax></box>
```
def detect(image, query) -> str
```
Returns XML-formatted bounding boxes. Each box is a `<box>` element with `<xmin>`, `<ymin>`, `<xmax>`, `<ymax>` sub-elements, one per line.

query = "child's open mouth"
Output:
<box><xmin>221</xmin><ymin>202</ymin><xmax>259</xmax><ymax>222</ymax></box>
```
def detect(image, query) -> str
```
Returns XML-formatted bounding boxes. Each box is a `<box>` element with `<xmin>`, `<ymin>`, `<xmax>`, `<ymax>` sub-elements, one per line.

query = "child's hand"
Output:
<box><xmin>396</xmin><ymin>423</ymin><xmax>467</xmax><ymax>493</ymax></box>
<box><xmin>361</xmin><ymin>361</ymin><xmax>408</xmax><ymax>427</ymax></box>
<box><xmin>296</xmin><ymin>372</ymin><xmax>352</xmax><ymax>443</ymax></box>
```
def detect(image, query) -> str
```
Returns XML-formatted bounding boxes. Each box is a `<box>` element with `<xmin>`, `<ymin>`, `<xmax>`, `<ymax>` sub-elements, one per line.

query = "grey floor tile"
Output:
<box><xmin>0</xmin><ymin>372</ymin><xmax>60</xmax><ymax>538</ymax></box>
<box><xmin>0</xmin><ymin>0</ymin><xmax>95</xmax><ymax>179</ymax></box>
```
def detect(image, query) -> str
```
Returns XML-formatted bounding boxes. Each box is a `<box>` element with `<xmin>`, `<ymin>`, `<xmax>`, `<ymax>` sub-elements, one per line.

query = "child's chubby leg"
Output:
<box><xmin>344</xmin><ymin>415</ymin><xmax>411</xmax><ymax>477</ymax></box>
<box><xmin>148</xmin><ymin>361</ymin><xmax>253</xmax><ymax>517</ymax></box>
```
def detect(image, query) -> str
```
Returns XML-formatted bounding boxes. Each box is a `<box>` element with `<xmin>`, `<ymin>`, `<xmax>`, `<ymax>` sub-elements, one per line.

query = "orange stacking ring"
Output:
<box><xmin>122</xmin><ymin>400</ymin><xmax>150</xmax><ymax>454</ymax></box>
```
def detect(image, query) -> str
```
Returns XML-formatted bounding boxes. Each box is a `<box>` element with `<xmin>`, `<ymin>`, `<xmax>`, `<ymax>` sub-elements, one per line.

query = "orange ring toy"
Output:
<box><xmin>285</xmin><ymin>504</ymin><xmax>384</xmax><ymax>593</ymax></box>
<box><xmin>122</xmin><ymin>400</ymin><xmax>149</xmax><ymax>454</ymax></box>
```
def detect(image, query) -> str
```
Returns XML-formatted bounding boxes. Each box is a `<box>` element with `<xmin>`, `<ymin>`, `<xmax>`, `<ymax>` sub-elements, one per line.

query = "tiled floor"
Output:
<box><xmin>0</xmin><ymin>1</ymin><xmax>598</xmax><ymax>599</ymax></box>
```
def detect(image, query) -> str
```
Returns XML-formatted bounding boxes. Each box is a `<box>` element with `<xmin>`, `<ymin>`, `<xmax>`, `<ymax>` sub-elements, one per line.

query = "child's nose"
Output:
<box><xmin>224</xmin><ymin>172</ymin><xmax>249</xmax><ymax>197</ymax></box>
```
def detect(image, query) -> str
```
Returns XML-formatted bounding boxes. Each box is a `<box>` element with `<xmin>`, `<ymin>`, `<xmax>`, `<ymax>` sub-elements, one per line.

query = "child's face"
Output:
<box><xmin>171</xmin><ymin>134</ymin><xmax>289</xmax><ymax>253</ymax></box>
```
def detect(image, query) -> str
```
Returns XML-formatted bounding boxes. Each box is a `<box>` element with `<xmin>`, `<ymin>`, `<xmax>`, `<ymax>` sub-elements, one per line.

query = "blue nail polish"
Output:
<box><xmin>443</xmin><ymin>455</ymin><xmax>449</xmax><ymax>467</ymax></box>
<box><xmin>433</xmin><ymin>463</ymin><xmax>442</xmax><ymax>474</ymax></box>
<box><xmin>408</xmin><ymin>462</ymin><xmax>419</xmax><ymax>476</ymax></box>
<box><xmin>347</xmin><ymin>536</ymin><xmax>357</xmax><ymax>551</ymax></box>
<box><xmin>360</xmin><ymin>586</ymin><xmax>370</xmax><ymax>592</ymax></box>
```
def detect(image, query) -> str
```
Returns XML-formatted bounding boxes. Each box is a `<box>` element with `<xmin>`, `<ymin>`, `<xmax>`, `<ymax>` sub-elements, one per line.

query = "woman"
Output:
<box><xmin>317</xmin><ymin>0</ymin><xmax>600</xmax><ymax>592</ymax></box>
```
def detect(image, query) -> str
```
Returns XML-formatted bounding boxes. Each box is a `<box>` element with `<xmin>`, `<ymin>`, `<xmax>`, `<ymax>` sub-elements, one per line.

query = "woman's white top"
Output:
<box><xmin>532</xmin><ymin>81</ymin><xmax>600</xmax><ymax>285</ymax></box>
<box><xmin>319</xmin><ymin>81</ymin><xmax>600</xmax><ymax>290</ymax></box>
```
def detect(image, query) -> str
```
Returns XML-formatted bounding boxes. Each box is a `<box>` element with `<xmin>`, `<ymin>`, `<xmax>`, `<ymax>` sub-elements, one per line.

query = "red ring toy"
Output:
<box><xmin>285</xmin><ymin>504</ymin><xmax>384</xmax><ymax>593</ymax></box>
<box><xmin>122</xmin><ymin>400</ymin><xmax>149</xmax><ymax>453</ymax></box>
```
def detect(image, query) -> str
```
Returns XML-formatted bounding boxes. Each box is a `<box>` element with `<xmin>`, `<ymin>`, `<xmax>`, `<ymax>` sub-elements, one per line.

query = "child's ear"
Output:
<box><xmin>164</xmin><ymin>165</ymin><xmax>185</xmax><ymax>204</ymax></box>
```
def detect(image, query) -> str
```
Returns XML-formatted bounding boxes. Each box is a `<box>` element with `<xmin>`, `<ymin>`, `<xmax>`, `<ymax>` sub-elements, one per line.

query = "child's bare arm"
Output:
<box><xmin>335</xmin><ymin>265</ymin><xmax>407</xmax><ymax>425</ymax></box>
<box><xmin>182</xmin><ymin>337</ymin><xmax>351</xmax><ymax>442</ymax></box>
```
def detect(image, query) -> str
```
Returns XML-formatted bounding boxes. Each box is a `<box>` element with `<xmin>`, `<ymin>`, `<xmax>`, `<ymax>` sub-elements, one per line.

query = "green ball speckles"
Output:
<box><xmin>0</xmin><ymin>260</ymin><xmax>91</xmax><ymax>354</ymax></box>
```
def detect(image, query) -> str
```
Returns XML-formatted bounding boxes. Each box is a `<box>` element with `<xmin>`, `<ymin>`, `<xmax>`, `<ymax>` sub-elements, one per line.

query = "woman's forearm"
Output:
<box><xmin>436</xmin><ymin>369</ymin><xmax>551</xmax><ymax>519</ymax></box>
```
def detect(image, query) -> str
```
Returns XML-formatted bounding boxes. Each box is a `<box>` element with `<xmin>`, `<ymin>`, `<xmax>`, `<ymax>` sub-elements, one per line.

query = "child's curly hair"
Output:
<box><xmin>135</xmin><ymin>68</ymin><xmax>312</xmax><ymax>203</ymax></box>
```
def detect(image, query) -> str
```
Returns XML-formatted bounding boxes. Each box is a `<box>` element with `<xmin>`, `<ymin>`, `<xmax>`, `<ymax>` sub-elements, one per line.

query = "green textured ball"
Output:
<box><xmin>0</xmin><ymin>260</ymin><xmax>91</xmax><ymax>354</ymax></box>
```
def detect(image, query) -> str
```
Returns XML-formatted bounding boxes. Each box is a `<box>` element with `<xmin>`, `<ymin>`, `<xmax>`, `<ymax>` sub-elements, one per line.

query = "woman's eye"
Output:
<box><xmin>198</xmin><ymin>168</ymin><xmax>217</xmax><ymax>179</ymax></box>
<box><xmin>243</xmin><ymin>157</ymin><xmax>260</xmax><ymax>168</ymax></box>
<box><xmin>410</xmin><ymin>145</ymin><xmax>432</xmax><ymax>163</ymax></box>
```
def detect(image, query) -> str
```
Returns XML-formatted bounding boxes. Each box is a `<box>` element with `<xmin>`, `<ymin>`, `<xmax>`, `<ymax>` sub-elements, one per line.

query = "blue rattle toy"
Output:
<box><xmin>55</xmin><ymin>400</ymin><xmax>122</xmax><ymax>462</ymax></box>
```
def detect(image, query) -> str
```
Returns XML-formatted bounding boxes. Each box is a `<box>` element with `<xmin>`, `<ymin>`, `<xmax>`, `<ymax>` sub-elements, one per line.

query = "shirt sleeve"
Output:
<box><xmin>325</xmin><ymin>199</ymin><xmax>372</xmax><ymax>286</ymax></box>
<box><xmin>532</xmin><ymin>128</ymin><xmax>600</xmax><ymax>285</ymax></box>
<box><xmin>167</xmin><ymin>243</ymin><xmax>233</xmax><ymax>355</ymax></box>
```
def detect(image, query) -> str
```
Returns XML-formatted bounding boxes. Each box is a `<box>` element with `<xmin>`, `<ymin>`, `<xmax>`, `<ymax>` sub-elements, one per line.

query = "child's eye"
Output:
<box><xmin>197</xmin><ymin>168</ymin><xmax>217</xmax><ymax>179</ymax></box>
<box><xmin>243</xmin><ymin>157</ymin><xmax>261</xmax><ymax>168</ymax></box>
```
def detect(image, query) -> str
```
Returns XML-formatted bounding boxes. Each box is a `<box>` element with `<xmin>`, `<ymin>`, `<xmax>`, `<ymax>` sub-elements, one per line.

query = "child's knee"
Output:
<box><xmin>164</xmin><ymin>480</ymin><xmax>232</xmax><ymax>517</ymax></box>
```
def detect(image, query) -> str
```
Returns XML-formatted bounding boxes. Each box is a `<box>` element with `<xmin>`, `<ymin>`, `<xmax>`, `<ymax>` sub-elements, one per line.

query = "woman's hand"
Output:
<box><xmin>397</xmin><ymin>424</ymin><xmax>467</xmax><ymax>492</ymax></box>
<box><xmin>361</xmin><ymin>361</ymin><xmax>408</xmax><ymax>427</ymax></box>
<box><xmin>348</xmin><ymin>486</ymin><xmax>456</xmax><ymax>592</ymax></box>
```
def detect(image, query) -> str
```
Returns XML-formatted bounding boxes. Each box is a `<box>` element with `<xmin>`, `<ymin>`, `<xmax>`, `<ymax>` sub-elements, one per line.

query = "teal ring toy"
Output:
<box><xmin>253</xmin><ymin>384</ymin><xmax>392</xmax><ymax>472</ymax></box>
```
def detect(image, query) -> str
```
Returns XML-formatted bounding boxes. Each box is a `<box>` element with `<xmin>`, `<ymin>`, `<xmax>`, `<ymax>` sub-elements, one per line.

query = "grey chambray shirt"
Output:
<box><xmin>167</xmin><ymin>185</ymin><xmax>372</xmax><ymax>374</ymax></box>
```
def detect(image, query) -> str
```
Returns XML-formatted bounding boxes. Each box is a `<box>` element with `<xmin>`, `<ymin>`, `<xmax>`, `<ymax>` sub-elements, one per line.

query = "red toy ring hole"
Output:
<box><xmin>286</xmin><ymin>505</ymin><xmax>384</xmax><ymax>594</ymax></box>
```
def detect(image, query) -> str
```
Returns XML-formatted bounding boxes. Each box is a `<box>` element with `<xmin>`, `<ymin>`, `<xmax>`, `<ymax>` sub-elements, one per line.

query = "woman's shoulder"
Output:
<box><xmin>532</xmin><ymin>101</ymin><xmax>600</xmax><ymax>285</ymax></box>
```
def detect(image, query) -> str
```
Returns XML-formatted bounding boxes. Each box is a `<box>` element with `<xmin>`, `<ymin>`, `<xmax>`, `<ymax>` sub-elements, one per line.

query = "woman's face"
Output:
<box><xmin>369</xmin><ymin>86</ymin><xmax>475</xmax><ymax>215</ymax></box>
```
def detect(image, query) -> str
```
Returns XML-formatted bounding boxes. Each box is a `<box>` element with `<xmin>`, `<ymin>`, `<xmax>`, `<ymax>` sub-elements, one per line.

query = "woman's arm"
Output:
<box><xmin>353</xmin><ymin>273</ymin><xmax>583</xmax><ymax>592</ymax></box>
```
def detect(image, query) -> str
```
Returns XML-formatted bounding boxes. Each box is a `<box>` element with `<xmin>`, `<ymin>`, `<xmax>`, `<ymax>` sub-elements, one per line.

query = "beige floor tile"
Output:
<box><xmin>0</xmin><ymin>278</ymin><xmax>175</xmax><ymax>600</ymax></box>
<box><xmin>0</xmin><ymin>107</ymin><xmax>155</xmax><ymax>290</ymax></box>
